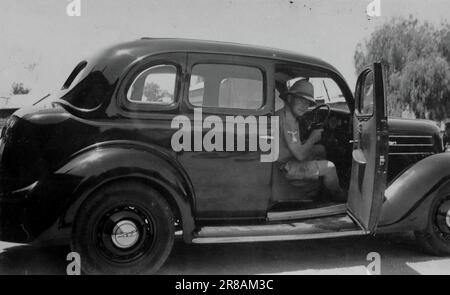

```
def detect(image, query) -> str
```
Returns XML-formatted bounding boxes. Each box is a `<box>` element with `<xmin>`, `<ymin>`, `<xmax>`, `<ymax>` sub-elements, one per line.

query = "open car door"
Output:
<box><xmin>347</xmin><ymin>62</ymin><xmax>388</xmax><ymax>232</ymax></box>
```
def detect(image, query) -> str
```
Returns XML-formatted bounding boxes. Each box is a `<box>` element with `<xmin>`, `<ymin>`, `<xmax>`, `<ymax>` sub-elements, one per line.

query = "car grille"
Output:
<box><xmin>388</xmin><ymin>134</ymin><xmax>435</xmax><ymax>155</ymax></box>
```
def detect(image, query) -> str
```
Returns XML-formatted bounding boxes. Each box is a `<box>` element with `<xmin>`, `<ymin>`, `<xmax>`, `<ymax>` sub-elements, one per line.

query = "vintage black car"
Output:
<box><xmin>0</xmin><ymin>38</ymin><xmax>448</xmax><ymax>274</ymax></box>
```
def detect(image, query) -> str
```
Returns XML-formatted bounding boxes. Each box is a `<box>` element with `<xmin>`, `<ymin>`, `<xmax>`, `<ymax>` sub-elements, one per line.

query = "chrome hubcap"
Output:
<box><xmin>446</xmin><ymin>209</ymin><xmax>450</xmax><ymax>229</ymax></box>
<box><xmin>97</xmin><ymin>204</ymin><xmax>155</xmax><ymax>263</ymax></box>
<box><xmin>111</xmin><ymin>220</ymin><xmax>140</xmax><ymax>249</ymax></box>
<box><xmin>435</xmin><ymin>198</ymin><xmax>450</xmax><ymax>238</ymax></box>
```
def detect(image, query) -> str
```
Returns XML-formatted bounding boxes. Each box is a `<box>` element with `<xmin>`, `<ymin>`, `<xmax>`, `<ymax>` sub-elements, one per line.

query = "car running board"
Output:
<box><xmin>267</xmin><ymin>203</ymin><xmax>347</xmax><ymax>222</ymax></box>
<box><xmin>192</xmin><ymin>214</ymin><xmax>365</xmax><ymax>244</ymax></box>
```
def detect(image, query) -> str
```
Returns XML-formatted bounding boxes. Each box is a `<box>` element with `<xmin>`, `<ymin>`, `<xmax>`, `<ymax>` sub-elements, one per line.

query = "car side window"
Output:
<box><xmin>275</xmin><ymin>75</ymin><xmax>348</xmax><ymax>112</ymax></box>
<box><xmin>188</xmin><ymin>64</ymin><xmax>263</xmax><ymax>110</ymax></box>
<box><xmin>359</xmin><ymin>71</ymin><xmax>374</xmax><ymax>116</ymax></box>
<box><xmin>126</xmin><ymin>64</ymin><xmax>177</xmax><ymax>105</ymax></box>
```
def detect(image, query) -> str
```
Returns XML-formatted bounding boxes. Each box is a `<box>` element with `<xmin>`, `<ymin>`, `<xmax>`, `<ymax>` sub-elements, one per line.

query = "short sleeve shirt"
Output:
<box><xmin>277</xmin><ymin>108</ymin><xmax>303</xmax><ymax>163</ymax></box>
<box><xmin>276</xmin><ymin>108</ymin><xmax>320</xmax><ymax>180</ymax></box>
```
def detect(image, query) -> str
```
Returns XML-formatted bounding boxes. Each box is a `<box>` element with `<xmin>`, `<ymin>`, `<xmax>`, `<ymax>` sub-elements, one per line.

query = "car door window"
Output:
<box><xmin>188</xmin><ymin>64</ymin><xmax>263</xmax><ymax>110</ymax></box>
<box><xmin>358</xmin><ymin>71</ymin><xmax>374</xmax><ymax>116</ymax></box>
<box><xmin>127</xmin><ymin>64</ymin><xmax>177</xmax><ymax>105</ymax></box>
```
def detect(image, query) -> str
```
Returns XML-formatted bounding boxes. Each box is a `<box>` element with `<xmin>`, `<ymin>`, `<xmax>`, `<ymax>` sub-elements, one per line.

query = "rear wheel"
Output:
<box><xmin>71</xmin><ymin>181</ymin><xmax>175</xmax><ymax>274</ymax></box>
<box><xmin>415</xmin><ymin>194</ymin><xmax>450</xmax><ymax>256</ymax></box>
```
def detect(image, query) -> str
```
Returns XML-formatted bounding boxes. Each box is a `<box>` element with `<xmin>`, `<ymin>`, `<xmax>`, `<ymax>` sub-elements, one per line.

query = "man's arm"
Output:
<box><xmin>284</xmin><ymin>129</ymin><xmax>318</xmax><ymax>161</ymax></box>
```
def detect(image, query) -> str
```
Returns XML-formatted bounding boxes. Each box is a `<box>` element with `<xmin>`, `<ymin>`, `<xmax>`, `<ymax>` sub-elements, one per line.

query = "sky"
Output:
<box><xmin>0</xmin><ymin>0</ymin><xmax>449</xmax><ymax>98</ymax></box>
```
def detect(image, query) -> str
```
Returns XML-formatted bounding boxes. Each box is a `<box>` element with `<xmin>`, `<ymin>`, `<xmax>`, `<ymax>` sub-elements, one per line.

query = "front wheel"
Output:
<box><xmin>71</xmin><ymin>181</ymin><xmax>175</xmax><ymax>274</ymax></box>
<box><xmin>415</xmin><ymin>194</ymin><xmax>450</xmax><ymax>256</ymax></box>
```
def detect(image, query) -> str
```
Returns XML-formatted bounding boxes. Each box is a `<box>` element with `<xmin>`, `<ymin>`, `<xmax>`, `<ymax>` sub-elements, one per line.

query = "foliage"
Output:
<box><xmin>143</xmin><ymin>82</ymin><xmax>171</xmax><ymax>102</ymax></box>
<box><xmin>11</xmin><ymin>82</ymin><xmax>30</xmax><ymax>95</ymax></box>
<box><xmin>354</xmin><ymin>16</ymin><xmax>450</xmax><ymax>120</ymax></box>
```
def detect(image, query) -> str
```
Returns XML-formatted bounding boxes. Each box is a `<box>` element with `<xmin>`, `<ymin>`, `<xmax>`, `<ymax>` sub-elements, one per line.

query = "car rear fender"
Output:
<box><xmin>49</xmin><ymin>140</ymin><xmax>196</xmax><ymax>243</ymax></box>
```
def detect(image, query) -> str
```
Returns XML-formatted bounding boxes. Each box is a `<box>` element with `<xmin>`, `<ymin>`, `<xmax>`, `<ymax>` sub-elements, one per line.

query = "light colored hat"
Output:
<box><xmin>281</xmin><ymin>79</ymin><xmax>316</xmax><ymax>105</ymax></box>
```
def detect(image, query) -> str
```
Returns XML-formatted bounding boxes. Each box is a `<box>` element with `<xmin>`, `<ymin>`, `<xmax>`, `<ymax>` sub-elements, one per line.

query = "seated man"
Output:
<box><xmin>277</xmin><ymin>79</ymin><xmax>346</xmax><ymax>202</ymax></box>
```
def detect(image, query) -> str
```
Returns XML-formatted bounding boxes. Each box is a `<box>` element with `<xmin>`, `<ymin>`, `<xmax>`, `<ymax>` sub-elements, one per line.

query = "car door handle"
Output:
<box><xmin>352</xmin><ymin>149</ymin><xmax>367</xmax><ymax>165</ymax></box>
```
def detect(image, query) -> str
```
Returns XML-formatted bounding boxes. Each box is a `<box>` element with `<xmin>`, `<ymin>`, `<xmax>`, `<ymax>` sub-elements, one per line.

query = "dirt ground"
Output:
<box><xmin>1</xmin><ymin>232</ymin><xmax>450</xmax><ymax>275</ymax></box>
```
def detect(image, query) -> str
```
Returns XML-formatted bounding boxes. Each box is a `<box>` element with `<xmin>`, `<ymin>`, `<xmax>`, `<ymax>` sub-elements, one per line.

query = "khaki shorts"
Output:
<box><xmin>281</xmin><ymin>159</ymin><xmax>320</xmax><ymax>180</ymax></box>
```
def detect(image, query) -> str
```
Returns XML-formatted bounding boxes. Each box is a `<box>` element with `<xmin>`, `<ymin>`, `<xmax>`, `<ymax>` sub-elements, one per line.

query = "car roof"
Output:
<box><xmin>60</xmin><ymin>38</ymin><xmax>354</xmax><ymax>117</ymax></box>
<box><xmin>95</xmin><ymin>38</ymin><xmax>343</xmax><ymax>77</ymax></box>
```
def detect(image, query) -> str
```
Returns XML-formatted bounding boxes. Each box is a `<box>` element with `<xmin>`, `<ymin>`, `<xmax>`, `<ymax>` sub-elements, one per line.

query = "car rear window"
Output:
<box><xmin>62</xmin><ymin>61</ymin><xmax>88</xmax><ymax>90</ymax></box>
<box><xmin>59</xmin><ymin>58</ymin><xmax>112</xmax><ymax>111</ymax></box>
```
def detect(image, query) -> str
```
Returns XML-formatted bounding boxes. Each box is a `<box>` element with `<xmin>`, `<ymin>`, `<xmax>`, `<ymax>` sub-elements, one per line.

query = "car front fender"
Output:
<box><xmin>378</xmin><ymin>153</ymin><xmax>450</xmax><ymax>231</ymax></box>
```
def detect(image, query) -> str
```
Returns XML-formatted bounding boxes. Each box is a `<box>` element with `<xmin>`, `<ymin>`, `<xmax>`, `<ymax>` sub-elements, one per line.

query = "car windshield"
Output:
<box><xmin>287</xmin><ymin>77</ymin><xmax>346</xmax><ymax>104</ymax></box>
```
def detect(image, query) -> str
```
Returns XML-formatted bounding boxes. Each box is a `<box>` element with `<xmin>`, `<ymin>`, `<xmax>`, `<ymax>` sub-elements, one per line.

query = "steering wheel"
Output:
<box><xmin>299</xmin><ymin>103</ymin><xmax>331</xmax><ymax>144</ymax></box>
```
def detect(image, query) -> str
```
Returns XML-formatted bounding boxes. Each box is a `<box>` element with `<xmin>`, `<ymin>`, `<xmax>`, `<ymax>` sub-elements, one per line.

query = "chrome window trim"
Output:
<box><xmin>389</xmin><ymin>135</ymin><xmax>433</xmax><ymax>138</ymax></box>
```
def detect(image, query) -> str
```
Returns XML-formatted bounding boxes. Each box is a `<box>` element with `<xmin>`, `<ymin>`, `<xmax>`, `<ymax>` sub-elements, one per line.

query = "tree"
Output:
<box><xmin>143</xmin><ymin>82</ymin><xmax>162</xmax><ymax>102</ymax></box>
<box><xmin>354</xmin><ymin>16</ymin><xmax>450</xmax><ymax>120</ymax></box>
<box><xmin>11</xmin><ymin>82</ymin><xmax>30</xmax><ymax>95</ymax></box>
<box><xmin>143</xmin><ymin>82</ymin><xmax>172</xmax><ymax>102</ymax></box>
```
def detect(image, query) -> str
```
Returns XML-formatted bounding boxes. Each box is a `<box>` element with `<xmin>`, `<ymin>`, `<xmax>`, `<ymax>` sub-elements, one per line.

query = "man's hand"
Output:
<box><xmin>309</xmin><ymin>128</ymin><xmax>324</xmax><ymax>144</ymax></box>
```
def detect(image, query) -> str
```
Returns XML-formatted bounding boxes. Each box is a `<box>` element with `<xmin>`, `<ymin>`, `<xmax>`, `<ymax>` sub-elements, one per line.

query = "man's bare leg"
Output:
<box><xmin>316</xmin><ymin>160</ymin><xmax>347</xmax><ymax>202</ymax></box>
